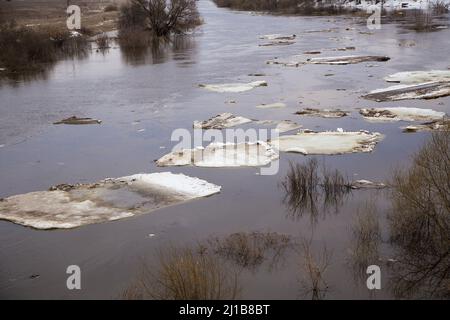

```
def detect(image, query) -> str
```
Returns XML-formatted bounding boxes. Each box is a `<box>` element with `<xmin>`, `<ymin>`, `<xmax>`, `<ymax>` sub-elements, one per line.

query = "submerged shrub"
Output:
<box><xmin>122</xmin><ymin>246</ymin><xmax>241</xmax><ymax>300</ymax></box>
<box><xmin>280</xmin><ymin>159</ymin><xmax>352</xmax><ymax>222</ymax></box>
<box><xmin>119</xmin><ymin>0</ymin><xmax>201</xmax><ymax>37</ymax></box>
<box><xmin>203</xmin><ymin>231</ymin><xmax>293</xmax><ymax>270</ymax></box>
<box><xmin>0</xmin><ymin>23</ymin><xmax>89</xmax><ymax>81</ymax></box>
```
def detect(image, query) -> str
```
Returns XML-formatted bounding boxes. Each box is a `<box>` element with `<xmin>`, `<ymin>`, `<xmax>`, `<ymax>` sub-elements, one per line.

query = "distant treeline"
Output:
<box><xmin>212</xmin><ymin>0</ymin><xmax>351</xmax><ymax>15</ymax></box>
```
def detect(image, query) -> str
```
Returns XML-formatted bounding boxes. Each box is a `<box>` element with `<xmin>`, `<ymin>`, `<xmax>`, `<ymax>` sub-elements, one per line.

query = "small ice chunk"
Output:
<box><xmin>307</xmin><ymin>55</ymin><xmax>390</xmax><ymax>65</ymax></box>
<box><xmin>351</xmin><ymin>180</ymin><xmax>387</xmax><ymax>189</ymax></box>
<box><xmin>363</xmin><ymin>82</ymin><xmax>450</xmax><ymax>101</ymax></box>
<box><xmin>360</xmin><ymin>107</ymin><xmax>445</xmax><ymax>122</ymax></box>
<box><xmin>193</xmin><ymin>113</ymin><xmax>253</xmax><ymax>129</ymax></box>
<box><xmin>275</xmin><ymin>120</ymin><xmax>302</xmax><ymax>133</ymax></box>
<box><xmin>199</xmin><ymin>81</ymin><xmax>267</xmax><ymax>93</ymax></box>
<box><xmin>259</xmin><ymin>34</ymin><xmax>296</xmax><ymax>41</ymax></box>
<box><xmin>295</xmin><ymin>108</ymin><xmax>349</xmax><ymax>118</ymax></box>
<box><xmin>256</xmin><ymin>102</ymin><xmax>286</xmax><ymax>109</ymax></box>
<box><xmin>384</xmin><ymin>70</ymin><xmax>450</xmax><ymax>84</ymax></box>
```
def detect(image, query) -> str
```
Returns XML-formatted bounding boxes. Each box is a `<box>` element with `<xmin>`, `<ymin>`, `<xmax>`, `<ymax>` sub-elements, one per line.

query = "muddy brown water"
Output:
<box><xmin>0</xmin><ymin>1</ymin><xmax>449</xmax><ymax>299</ymax></box>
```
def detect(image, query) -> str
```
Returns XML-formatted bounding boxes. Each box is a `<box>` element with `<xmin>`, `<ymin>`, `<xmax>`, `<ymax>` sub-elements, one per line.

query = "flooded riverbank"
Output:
<box><xmin>0</xmin><ymin>0</ymin><xmax>449</xmax><ymax>299</ymax></box>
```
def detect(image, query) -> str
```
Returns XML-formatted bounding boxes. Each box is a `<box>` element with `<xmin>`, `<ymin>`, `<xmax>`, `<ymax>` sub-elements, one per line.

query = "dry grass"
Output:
<box><xmin>298</xmin><ymin>239</ymin><xmax>332</xmax><ymax>300</ymax></box>
<box><xmin>389</xmin><ymin>130</ymin><xmax>450</xmax><ymax>298</ymax></box>
<box><xmin>280</xmin><ymin>159</ymin><xmax>352</xmax><ymax>222</ymax></box>
<box><xmin>0</xmin><ymin>0</ymin><xmax>120</xmax><ymax>34</ymax></box>
<box><xmin>122</xmin><ymin>246</ymin><xmax>241</xmax><ymax>300</ymax></box>
<box><xmin>349</xmin><ymin>200</ymin><xmax>381</xmax><ymax>281</ymax></box>
<box><xmin>202</xmin><ymin>231</ymin><xmax>293</xmax><ymax>270</ymax></box>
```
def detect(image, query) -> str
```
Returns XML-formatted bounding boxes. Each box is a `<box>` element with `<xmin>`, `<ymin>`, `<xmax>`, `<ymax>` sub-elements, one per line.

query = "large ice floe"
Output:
<box><xmin>307</xmin><ymin>55</ymin><xmax>390</xmax><ymax>65</ymax></box>
<box><xmin>199</xmin><ymin>81</ymin><xmax>267</xmax><ymax>93</ymax></box>
<box><xmin>193</xmin><ymin>113</ymin><xmax>253</xmax><ymax>129</ymax></box>
<box><xmin>269</xmin><ymin>130</ymin><xmax>383</xmax><ymax>155</ymax></box>
<box><xmin>0</xmin><ymin>173</ymin><xmax>221</xmax><ymax>230</ymax></box>
<box><xmin>384</xmin><ymin>70</ymin><xmax>450</xmax><ymax>84</ymax></box>
<box><xmin>360</xmin><ymin>107</ymin><xmax>445</xmax><ymax>122</ymax></box>
<box><xmin>363</xmin><ymin>82</ymin><xmax>450</xmax><ymax>101</ymax></box>
<box><xmin>295</xmin><ymin>108</ymin><xmax>349</xmax><ymax>118</ymax></box>
<box><xmin>156</xmin><ymin>141</ymin><xmax>279</xmax><ymax>167</ymax></box>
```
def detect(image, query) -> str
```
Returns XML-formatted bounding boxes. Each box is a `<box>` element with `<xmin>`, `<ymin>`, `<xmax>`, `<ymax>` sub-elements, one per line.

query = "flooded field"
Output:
<box><xmin>0</xmin><ymin>0</ymin><xmax>449</xmax><ymax>299</ymax></box>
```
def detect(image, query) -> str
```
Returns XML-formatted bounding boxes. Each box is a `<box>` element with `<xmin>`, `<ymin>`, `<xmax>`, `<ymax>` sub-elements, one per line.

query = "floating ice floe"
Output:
<box><xmin>275</xmin><ymin>120</ymin><xmax>302</xmax><ymax>133</ymax></box>
<box><xmin>259</xmin><ymin>34</ymin><xmax>296</xmax><ymax>41</ymax></box>
<box><xmin>256</xmin><ymin>120</ymin><xmax>302</xmax><ymax>133</ymax></box>
<box><xmin>156</xmin><ymin>141</ymin><xmax>279</xmax><ymax>167</ymax></box>
<box><xmin>384</xmin><ymin>70</ymin><xmax>450</xmax><ymax>84</ymax></box>
<box><xmin>350</xmin><ymin>180</ymin><xmax>387</xmax><ymax>189</ymax></box>
<box><xmin>363</xmin><ymin>82</ymin><xmax>450</xmax><ymax>101</ymax></box>
<box><xmin>199</xmin><ymin>81</ymin><xmax>267</xmax><ymax>93</ymax></box>
<box><xmin>402</xmin><ymin>119</ymin><xmax>450</xmax><ymax>133</ymax></box>
<box><xmin>295</xmin><ymin>108</ymin><xmax>349</xmax><ymax>118</ymax></box>
<box><xmin>259</xmin><ymin>40</ymin><xmax>295</xmax><ymax>47</ymax></box>
<box><xmin>360</xmin><ymin>107</ymin><xmax>445</xmax><ymax>122</ymax></box>
<box><xmin>307</xmin><ymin>55</ymin><xmax>390</xmax><ymax>65</ymax></box>
<box><xmin>193</xmin><ymin>113</ymin><xmax>253</xmax><ymax>129</ymax></box>
<box><xmin>0</xmin><ymin>172</ymin><xmax>221</xmax><ymax>230</ymax></box>
<box><xmin>256</xmin><ymin>102</ymin><xmax>286</xmax><ymax>109</ymax></box>
<box><xmin>269</xmin><ymin>130</ymin><xmax>383</xmax><ymax>155</ymax></box>
<box><xmin>267</xmin><ymin>56</ymin><xmax>305</xmax><ymax>67</ymax></box>
<box><xmin>54</xmin><ymin>116</ymin><xmax>102</xmax><ymax>125</ymax></box>
<box><xmin>334</xmin><ymin>46</ymin><xmax>356</xmax><ymax>51</ymax></box>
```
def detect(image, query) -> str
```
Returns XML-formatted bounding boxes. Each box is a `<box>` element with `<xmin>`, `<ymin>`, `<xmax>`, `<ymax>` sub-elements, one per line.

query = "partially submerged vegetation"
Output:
<box><xmin>202</xmin><ymin>232</ymin><xmax>294</xmax><ymax>270</ymax></box>
<box><xmin>298</xmin><ymin>240</ymin><xmax>332</xmax><ymax>300</ymax></box>
<box><xmin>349</xmin><ymin>200</ymin><xmax>381</xmax><ymax>281</ymax></box>
<box><xmin>0</xmin><ymin>22</ymin><xmax>89</xmax><ymax>81</ymax></box>
<box><xmin>389</xmin><ymin>130</ymin><xmax>450</xmax><ymax>298</ymax></box>
<box><xmin>123</xmin><ymin>246</ymin><xmax>241</xmax><ymax>299</ymax></box>
<box><xmin>280</xmin><ymin>159</ymin><xmax>352</xmax><ymax>222</ymax></box>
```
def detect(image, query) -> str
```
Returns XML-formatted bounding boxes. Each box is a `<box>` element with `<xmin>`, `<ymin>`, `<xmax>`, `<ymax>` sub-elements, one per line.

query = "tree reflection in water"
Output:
<box><xmin>389</xmin><ymin>130</ymin><xmax>450</xmax><ymax>299</ymax></box>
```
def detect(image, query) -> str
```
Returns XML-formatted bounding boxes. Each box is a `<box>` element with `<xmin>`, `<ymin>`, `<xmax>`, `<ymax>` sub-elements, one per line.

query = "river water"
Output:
<box><xmin>0</xmin><ymin>1</ymin><xmax>449</xmax><ymax>299</ymax></box>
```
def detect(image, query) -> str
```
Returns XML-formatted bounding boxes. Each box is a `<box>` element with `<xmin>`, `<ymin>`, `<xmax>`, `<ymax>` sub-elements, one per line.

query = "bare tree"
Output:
<box><xmin>131</xmin><ymin>0</ymin><xmax>200</xmax><ymax>36</ymax></box>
